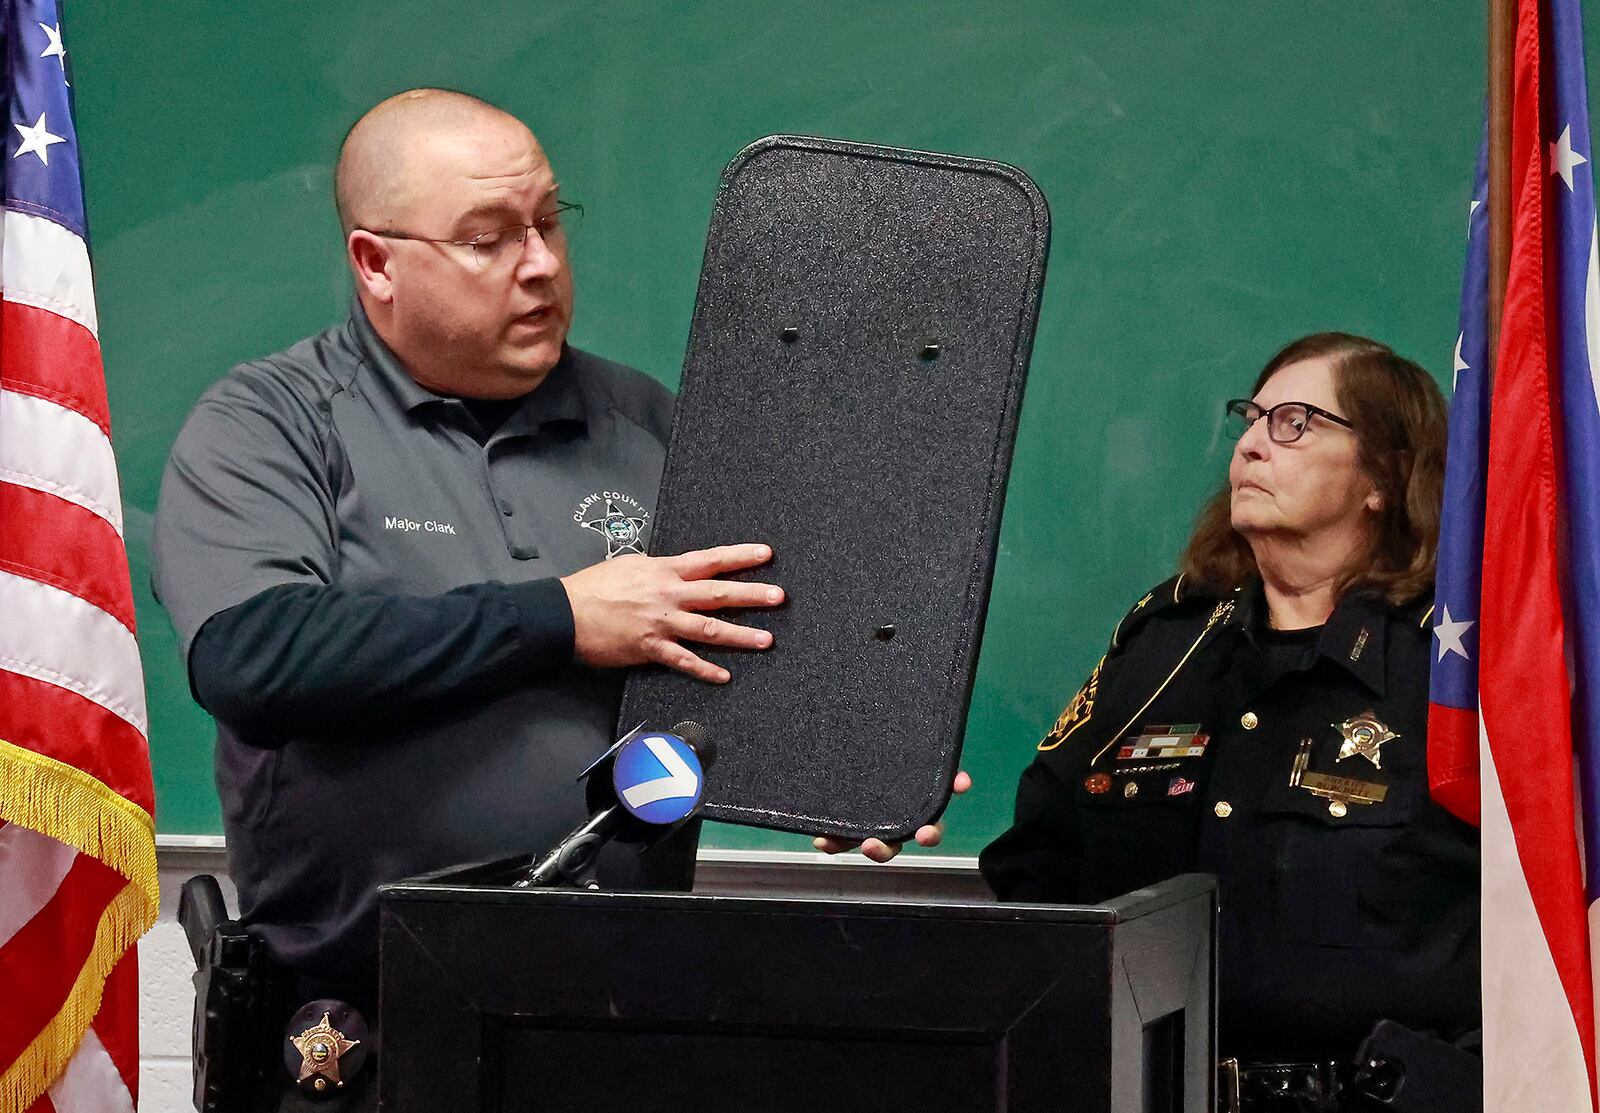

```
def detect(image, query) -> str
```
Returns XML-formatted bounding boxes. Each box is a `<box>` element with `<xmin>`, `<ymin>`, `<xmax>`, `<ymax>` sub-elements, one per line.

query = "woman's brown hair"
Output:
<box><xmin>1178</xmin><ymin>332</ymin><xmax>1447</xmax><ymax>605</ymax></box>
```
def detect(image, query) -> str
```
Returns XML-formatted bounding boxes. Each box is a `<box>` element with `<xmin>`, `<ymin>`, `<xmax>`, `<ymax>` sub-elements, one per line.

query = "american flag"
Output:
<box><xmin>0</xmin><ymin>2</ymin><xmax>157</xmax><ymax>1111</ymax></box>
<box><xmin>1428</xmin><ymin>0</ymin><xmax>1600</xmax><ymax>1106</ymax></box>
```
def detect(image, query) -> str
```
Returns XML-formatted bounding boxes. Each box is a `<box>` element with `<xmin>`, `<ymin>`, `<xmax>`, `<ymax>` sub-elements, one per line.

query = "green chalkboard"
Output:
<box><xmin>73</xmin><ymin>1</ymin><xmax>1509</xmax><ymax>852</ymax></box>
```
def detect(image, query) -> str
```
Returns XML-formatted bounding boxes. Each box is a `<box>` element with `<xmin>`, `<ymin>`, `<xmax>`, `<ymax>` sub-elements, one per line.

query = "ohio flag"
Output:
<box><xmin>0</xmin><ymin>2</ymin><xmax>157</xmax><ymax>1111</ymax></box>
<box><xmin>1428</xmin><ymin>0</ymin><xmax>1600</xmax><ymax>1107</ymax></box>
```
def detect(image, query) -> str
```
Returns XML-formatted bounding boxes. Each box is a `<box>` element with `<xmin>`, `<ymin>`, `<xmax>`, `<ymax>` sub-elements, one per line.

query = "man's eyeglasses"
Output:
<box><xmin>360</xmin><ymin>200</ymin><xmax>584</xmax><ymax>271</ymax></box>
<box><xmin>1224</xmin><ymin>398</ymin><xmax>1355</xmax><ymax>445</ymax></box>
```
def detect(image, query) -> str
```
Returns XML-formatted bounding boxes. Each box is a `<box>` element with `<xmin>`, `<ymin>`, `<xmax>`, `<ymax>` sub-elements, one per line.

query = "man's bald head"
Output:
<box><xmin>338</xmin><ymin>88</ymin><xmax>573</xmax><ymax>399</ymax></box>
<box><xmin>334</xmin><ymin>88</ymin><xmax>541</xmax><ymax>235</ymax></box>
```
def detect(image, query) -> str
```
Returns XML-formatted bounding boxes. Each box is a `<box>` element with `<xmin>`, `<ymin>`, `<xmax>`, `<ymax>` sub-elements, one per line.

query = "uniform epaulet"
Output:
<box><xmin>1039</xmin><ymin>575</ymin><xmax>1230</xmax><ymax>753</ymax></box>
<box><xmin>1375</xmin><ymin>584</ymin><xmax>1437</xmax><ymax>630</ymax></box>
<box><xmin>1109</xmin><ymin>573</ymin><xmax>1218</xmax><ymax>650</ymax></box>
<box><xmin>1415</xmin><ymin>597</ymin><xmax>1437</xmax><ymax>629</ymax></box>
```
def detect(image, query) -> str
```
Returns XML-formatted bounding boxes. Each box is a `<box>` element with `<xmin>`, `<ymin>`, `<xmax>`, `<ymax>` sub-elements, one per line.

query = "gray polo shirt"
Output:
<box><xmin>152</xmin><ymin>302</ymin><xmax>674</xmax><ymax>1006</ymax></box>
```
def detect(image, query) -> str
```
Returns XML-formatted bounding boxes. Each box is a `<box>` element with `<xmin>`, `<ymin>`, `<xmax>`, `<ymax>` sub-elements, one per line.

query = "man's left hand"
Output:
<box><xmin>812</xmin><ymin>771</ymin><xmax>973</xmax><ymax>863</ymax></box>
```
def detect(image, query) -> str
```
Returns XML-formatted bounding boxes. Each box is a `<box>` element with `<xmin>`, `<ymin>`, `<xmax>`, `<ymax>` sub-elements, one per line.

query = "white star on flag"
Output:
<box><xmin>1551</xmin><ymin>123</ymin><xmax>1589</xmax><ymax>190</ymax></box>
<box><xmin>1433</xmin><ymin>604</ymin><xmax>1476</xmax><ymax>662</ymax></box>
<box><xmin>1469</xmin><ymin>198</ymin><xmax>1482</xmax><ymax>236</ymax></box>
<box><xmin>13</xmin><ymin>112</ymin><xmax>65</xmax><ymax>166</ymax></box>
<box><xmin>38</xmin><ymin>22</ymin><xmax>66</xmax><ymax>69</ymax></box>
<box><xmin>1453</xmin><ymin>332</ymin><xmax>1469</xmax><ymax>389</ymax></box>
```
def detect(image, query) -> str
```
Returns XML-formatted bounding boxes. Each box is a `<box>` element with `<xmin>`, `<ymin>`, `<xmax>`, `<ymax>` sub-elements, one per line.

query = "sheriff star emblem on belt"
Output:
<box><xmin>291</xmin><ymin>1012</ymin><xmax>361</xmax><ymax>1091</ymax></box>
<box><xmin>1333</xmin><ymin>711</ymin><xmax>1398</xmax><ymax>770</ymax></box>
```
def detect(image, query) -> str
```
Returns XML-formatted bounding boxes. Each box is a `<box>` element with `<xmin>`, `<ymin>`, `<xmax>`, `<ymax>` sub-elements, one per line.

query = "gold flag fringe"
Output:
<box><xmin>0</xmin><ymin>738</ymin><xmax>159</xmax><ymax>1110</ymax></box>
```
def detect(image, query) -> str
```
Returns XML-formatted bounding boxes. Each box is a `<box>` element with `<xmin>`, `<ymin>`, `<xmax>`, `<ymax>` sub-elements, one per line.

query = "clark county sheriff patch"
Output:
<box><xmin>573</xmin><ymin>490</ymin><xmax>651</xmax><ymax>559</ymax></box>
<box><xmin>1038</xmin><ymin>655</ymin><xmax>1105</xmax><ymax>750</ymax></box>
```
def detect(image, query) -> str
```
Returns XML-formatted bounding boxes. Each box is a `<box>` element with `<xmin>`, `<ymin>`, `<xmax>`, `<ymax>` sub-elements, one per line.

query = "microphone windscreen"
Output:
<box><xmin>672</xmin><ymin>720</ymin><xmax>715</xmax><ymax>769</ymax></box>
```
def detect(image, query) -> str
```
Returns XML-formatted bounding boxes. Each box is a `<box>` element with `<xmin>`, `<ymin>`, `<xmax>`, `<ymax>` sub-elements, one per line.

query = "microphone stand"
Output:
<box><xmin>511</xmin><ymin>806</ymin><xmax>625</xmax><ymax>889</ymax></box>
<box><xmin>511</xmin><ymin>720</ymin><xmax>709</xmax><ymax>890</ymax></box>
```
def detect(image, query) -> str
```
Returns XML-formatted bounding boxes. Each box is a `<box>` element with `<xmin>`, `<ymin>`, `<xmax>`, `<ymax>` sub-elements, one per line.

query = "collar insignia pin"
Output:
<box><xmin>1350</xmin><ymin>627</ymin><xmax>1370</xmax><ymax>661</ymax></box>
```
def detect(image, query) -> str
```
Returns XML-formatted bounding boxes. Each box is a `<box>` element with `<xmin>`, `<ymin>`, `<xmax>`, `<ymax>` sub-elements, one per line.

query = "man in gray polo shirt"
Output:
<box><xmin>151</xmin><ymin>88</ymin><xmax>783</xmax><ymax>1092</ymax></box>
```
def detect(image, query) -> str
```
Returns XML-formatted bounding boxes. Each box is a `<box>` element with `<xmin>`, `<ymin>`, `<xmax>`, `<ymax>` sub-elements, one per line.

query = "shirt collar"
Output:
<box><xmin>347</xmin><ymin>298</ymin><xmax>588</xmax><ymax>432</ymax></box>
<box><xmin>1230</xmin><ymin>578</ymin><xmax>1388</xmax><ymax>697</ymax></box>
<box><xmin>348</xmin><ymin>298</ymin><xmax>442</xmax><ymax>413</ymax></box>
<box><xmin>501</xmin><ymin>350</ymin><xmax>587</xmax><ymax>435</ymax></box>
<box><xmin>1318</xmin><ymin>588</ymin><xmax>1389</xmax><ymax>697</ymax></box>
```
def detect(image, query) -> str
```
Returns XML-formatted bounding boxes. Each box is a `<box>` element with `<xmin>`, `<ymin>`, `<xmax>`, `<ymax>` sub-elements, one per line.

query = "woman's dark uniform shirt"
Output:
<box><xmin>980</xmin><ymin>575</ymin><xmax>1480</xmax><ymax>1061</ymax></box>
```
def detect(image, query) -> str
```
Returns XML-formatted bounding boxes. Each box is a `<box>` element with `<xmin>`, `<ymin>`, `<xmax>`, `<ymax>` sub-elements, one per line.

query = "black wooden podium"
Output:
<box><xmin>377</xmin><ymin>868</ymin><xmax>1215</xmax><ymax>1112</ymax></box>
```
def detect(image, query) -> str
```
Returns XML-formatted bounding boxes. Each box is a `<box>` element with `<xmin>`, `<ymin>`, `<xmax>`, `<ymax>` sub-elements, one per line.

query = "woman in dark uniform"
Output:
<box><xmin>981</xmin><ymin>333</ymin><xmax>1479</xmax><ymax>1112</ymax></box>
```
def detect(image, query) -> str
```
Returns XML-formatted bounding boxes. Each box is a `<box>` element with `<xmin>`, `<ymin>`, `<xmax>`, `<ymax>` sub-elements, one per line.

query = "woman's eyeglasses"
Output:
<box><xmin>1224</xmin><ymin>399</ymin><xmax>1355</xmax><ymax>445</ymax></box>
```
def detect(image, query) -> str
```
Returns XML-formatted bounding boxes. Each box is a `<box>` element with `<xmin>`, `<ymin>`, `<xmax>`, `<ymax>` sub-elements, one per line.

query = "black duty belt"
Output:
<box><xmin>1219</xmin><ymin>1058</ymin><xmax>1373</xmax><ymax>1113</ymax></box>
<box><xmin>1220</xmin><ymin>1023</ymin><xmax>1481</xmax><ymax>1113</ymax></box>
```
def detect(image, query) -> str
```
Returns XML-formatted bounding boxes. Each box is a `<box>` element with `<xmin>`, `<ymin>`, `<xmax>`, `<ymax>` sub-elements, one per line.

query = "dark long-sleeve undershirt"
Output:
<box><xmin>187</xmin><ymin>578</ymin><xmax>575</xmax><ymax>746</ymax></box>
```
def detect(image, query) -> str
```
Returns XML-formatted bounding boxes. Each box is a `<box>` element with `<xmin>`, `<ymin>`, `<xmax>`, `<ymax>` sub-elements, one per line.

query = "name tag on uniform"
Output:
<box><xmin>1117</xmin><ymin>723</ymin><xmax>1210</xmax><ymax>761</ymax></box>
<box><xmin>1298</xmin><ymin>771</ymin><xmax>1388</xmax><ymax>816</ymax></box>
<box><xmin>1298</xmin><ymin>771</ymin><xmax>1387</xmax><ymax>804</ymax></box>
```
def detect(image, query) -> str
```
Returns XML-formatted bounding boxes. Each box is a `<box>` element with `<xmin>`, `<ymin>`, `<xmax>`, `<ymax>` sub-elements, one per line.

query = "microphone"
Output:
<box><xmin>513</xmin><ymin>723</ymin><xmax>711</xmax><ymax>889</ymax></box>
<box><xmin>671</xmin><ymin>719</ymin><xmax>715</xmax><ymax>771</ymax></box>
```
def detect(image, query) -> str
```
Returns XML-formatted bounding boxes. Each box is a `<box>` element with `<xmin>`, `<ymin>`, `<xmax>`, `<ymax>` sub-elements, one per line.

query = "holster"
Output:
<box><xmin>1351</xmin><ymin>1020</ymin><xmax>1482</xmax><ymax>1113</ymax></box>
<box><xmin>181</xmin><ymin>875</ymin><xmax>288</xmax><ymax>1113</ymax></box>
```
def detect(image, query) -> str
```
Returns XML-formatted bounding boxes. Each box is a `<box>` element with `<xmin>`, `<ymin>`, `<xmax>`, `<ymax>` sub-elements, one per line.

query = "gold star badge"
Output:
<box><xmin>1333</xmin><ymin>711</ymin><xmax>1399</xmax><ymax>770</ymax></box>
<box><xmin>291</xmin><ymin>1012</ymin><xmax>360</xmax><ymax>1090</ymax></box>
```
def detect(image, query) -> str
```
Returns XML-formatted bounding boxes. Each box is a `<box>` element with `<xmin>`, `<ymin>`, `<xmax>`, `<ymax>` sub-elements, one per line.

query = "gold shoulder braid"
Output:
<box><xmin>1089</xmin><ymin>599</ymin><xmax>1235</xmax><ymax>765</ymax></box>
<box><xmin>1037</xmin><ymin>655</ymin><xmax>1105</xmax><ymax>751</ymax></box>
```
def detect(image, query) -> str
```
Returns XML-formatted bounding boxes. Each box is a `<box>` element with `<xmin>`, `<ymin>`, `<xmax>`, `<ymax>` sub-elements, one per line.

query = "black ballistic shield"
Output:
<box><xmin>619</xmin><ymin>135</ymin><xmax>1050</xmax><ymax>840</ymax></box>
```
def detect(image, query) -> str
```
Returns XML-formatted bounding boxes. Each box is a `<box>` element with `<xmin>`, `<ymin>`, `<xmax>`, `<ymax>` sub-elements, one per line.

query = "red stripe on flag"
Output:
<box><xmin>0</xmin><ymin>300</ymin><xmax>110</xmax><ymax>438</ymax></box>
<box><xmin>0</xmin><ymin>671</ymin><xmax>153</xmax><ymax>815</ymax></box>
<box><xmin>1426</xmin><ymin>702</ymin><xmax>1480</xmax><ymax>826</ymax></box>
<box><xmin>1479</xmin><ymin>0</ymin><xmax>1597</xmax><ymax>1096</ymax></box>
<box><xmin>0</xmin><ymin>483</ymin><xmax>136</xmax><ymax>633</ymax></box>
<box><xmin>93</xmin><ymin>946</ymin><xmax>140</xmax><ymax>1104</ymax></box>
<box><xmin>0</xmin><ymin>855</ymin><xmax>126</xmax><ymax>1070</ymax></box>
<box><xmin>0</xmin><ymin>30</ymin><xmax>156</xmax><ymax>1113</ymax></box>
